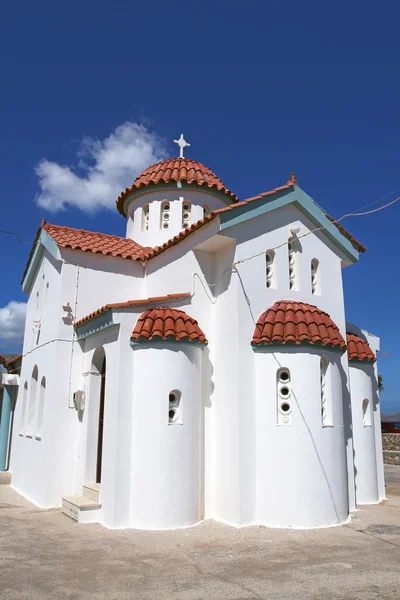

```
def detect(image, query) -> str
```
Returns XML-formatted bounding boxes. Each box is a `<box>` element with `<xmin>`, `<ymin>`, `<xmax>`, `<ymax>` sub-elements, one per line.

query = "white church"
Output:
<box><xmin>9</xmin><ymin>136</ymin><xmax>385</xmax><ymax>529</ymax></box>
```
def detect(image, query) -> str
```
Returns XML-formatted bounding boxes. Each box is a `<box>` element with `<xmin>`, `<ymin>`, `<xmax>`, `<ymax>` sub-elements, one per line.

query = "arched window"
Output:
<box><xmin>20</xmin><ymin>382</ymin><xmax>28</xmax><ymax>435</ymax></box>
<box><xmin>160</xmin><ymin>200</ymin><xmax>170</xmax><ymax>230</ymax></box>
<box><xmin>168</xmin><ymin>389</ymin><xmax>182</xmax><ymax>424</ymax></box>
<box><xmin>36</xmin><ymin>377</ymin><xmax>46</xmax><ymax>439</ymax></box>
<box><xmin>277</xmin><ymin>368</ymin><xmax>292</xmax><ymax>425</ymax></box>
<box><xmin>27</xmin><ymin>366</ymin><xmax>38</xmax><ymax>436</ymax></box>
<box><xmin>320</xmin><ymin>356</ymin><xmax>332</xmax><ymax>426</ymax></box>
<box><xmin>362</xmin><ymin>398</ymin><xmax>371</xmax><ymax>427</ymax></box>
<box><xmin>142</xmin><ymin>204</ymin><xmax>150</xmax><ymax>231</ymax></box>
<box><xmin>203</xmin><ymin>204</ymin><xmax>210</xmax><ymax>216</ymax></box>
<box><xmin>182</xmin><ymin>201</ymin><xmax>191</xmax><ymax>229</ymax></box>
<box><xmin>265</xmin><ymin>250</ymin><xmax>275</xmax><ymax>288</ymax></box>
<box><xmin>288</xmin><ymin>239</ymin><xmax>297</xmax><ymax>290</ymax></box>
<box><xmin>311</xmin><ymin>259</ymin><xmax>319</xmax><ymax>294</ymax></box>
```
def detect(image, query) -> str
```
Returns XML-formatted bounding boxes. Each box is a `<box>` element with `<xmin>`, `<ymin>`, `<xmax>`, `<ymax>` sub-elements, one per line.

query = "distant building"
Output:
<box><xmin>381</xmin><ymin>412</ymin><xmax>400</xmax><ymax>434</ymax></box>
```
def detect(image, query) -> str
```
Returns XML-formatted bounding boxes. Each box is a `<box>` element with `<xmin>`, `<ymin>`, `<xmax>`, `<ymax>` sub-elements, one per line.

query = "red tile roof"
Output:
<box><xmin>43</xmin><ymin>223</ymin><xmax>150</xmax><ymax>260</ymax></box>
<box><xmin>252</xmin><ymin>301</ymin><xmax>346</xmax><ymax>350</ymax></box>
<box><xmin>74</xmin><ymin>293</ymin><xmax>191</xmax><ymax>328</ymax></box>
<box><xmin>0</xmin><ymin>355</ymin><xmax>8</xmax><ymax>369</ymax></box>
<box><xmin>131</xmin><ymin>307</ymin><xmax>207</xmax><ymax>344</ymax></box>
<box><xmin>347</xmin><ymin>332</ymin><xmax>376</xmax><ymax>362</ymax></box>
<box><xmin>116</xmin><ymin>158</ymin><xmax>238</xmax><ymax>215</ymax></box>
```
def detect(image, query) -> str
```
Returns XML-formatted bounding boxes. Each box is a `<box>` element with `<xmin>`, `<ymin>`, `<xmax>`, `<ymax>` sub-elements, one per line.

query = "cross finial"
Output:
<box><xmin>173</xmin><ymin>133</ymin><xmax>190</xmax><ymax>158</ymax></box>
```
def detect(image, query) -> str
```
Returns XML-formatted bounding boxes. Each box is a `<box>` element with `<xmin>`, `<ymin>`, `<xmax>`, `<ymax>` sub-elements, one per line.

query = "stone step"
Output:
<box><xmin>62</xmin><ymin>495</ymin><xmax>101</xmax><ymax>524</ymax></box>
<box><xmin>82</xmin><ymin>482</ymin><xmax>101</xmax><ymax>503</ymax></box>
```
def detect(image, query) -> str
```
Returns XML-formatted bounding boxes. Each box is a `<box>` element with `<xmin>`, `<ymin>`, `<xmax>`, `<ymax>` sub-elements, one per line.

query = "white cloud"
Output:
<box><xmin>35</xmin><ymin>122</ymin><xmax>168</xmax><ymax>213</ymax></box>
<box><xmin>0</xmin><ymin>301</ymin><xmax>27</xmax><ymax>342</ymax></box>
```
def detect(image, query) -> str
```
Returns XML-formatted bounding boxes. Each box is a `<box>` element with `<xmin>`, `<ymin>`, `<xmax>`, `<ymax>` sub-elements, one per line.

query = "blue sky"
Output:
<box><xmin>0</xmin><ymin>2</ymin><xmax>399</xmax><ymax>413</ymax></box>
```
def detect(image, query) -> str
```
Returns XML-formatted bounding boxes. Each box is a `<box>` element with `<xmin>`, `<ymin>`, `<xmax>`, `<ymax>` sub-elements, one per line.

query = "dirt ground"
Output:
<box><xmin>0</xmin><ymin>468</ymin><xmax>399</xmax><ymax>600</ymax></box>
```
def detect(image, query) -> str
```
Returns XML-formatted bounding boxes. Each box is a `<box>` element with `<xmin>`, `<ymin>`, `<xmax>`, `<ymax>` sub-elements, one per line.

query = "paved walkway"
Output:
<box><xmin>0</xmin><ymin>473</ymin><xmax>399</xmax><ymax>599</ymax></box>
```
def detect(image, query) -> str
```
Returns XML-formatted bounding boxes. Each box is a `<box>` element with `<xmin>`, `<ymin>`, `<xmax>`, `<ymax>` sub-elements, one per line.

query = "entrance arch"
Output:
<box><xmin>85</xmin><ymin>347</ymin><xmax>106</xmax><ymax>484</ymax></box>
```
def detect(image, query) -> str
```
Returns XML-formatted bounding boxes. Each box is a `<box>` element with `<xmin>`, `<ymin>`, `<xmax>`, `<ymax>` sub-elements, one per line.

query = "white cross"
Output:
<box><xmin>173</xmin><ymin>134</ymin><xmax>190</xmax><ymax>158</ymax></box>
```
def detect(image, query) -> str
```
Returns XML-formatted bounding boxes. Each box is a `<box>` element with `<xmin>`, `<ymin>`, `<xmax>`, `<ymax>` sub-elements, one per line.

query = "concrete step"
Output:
<box><xmin>62</xmin><ymin>495</ymin><xmax>101</xmax><ymax>524</ymax></box>
<box><xmin>82</xmin><ymin>482</ymin><xmax>101</xmax><ymax>503</ymax></box>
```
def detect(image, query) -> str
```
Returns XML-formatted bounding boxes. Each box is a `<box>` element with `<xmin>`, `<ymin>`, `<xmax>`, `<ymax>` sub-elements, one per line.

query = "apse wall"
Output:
<box><xmin>349</xmin><ymin>361</ymin><xmax>379</xmax><ymax>504</ymax></box>
<box><xmin>254</xmin><ymin>347</ymin><xmax>349</xmax><ymax>528</ymax></box>
<box><xmin>129</xmin><ymin>343</ymin><xmax>203</xmax><ymax>529</ymax></box>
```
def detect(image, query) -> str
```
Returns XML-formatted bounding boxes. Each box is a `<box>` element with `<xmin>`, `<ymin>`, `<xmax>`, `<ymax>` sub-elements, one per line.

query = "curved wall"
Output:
<box><xmin>254</xmin><ymin>347</ymin><xmax>349</xmax><ymax>528</ymax></box>
<box><xmin>349</xmin><ymin>361</ymin><xmax>379</xmax><ymax>504</ymax></box>
<box><xmin>125</xmin><ymin>187</ymin><xmax>231</xmax><ymax>247</ymax></box>
<box><xmin>130</xmin><ymin>343</ymin><xmax>203</xmax><ymax>529</ymax></box>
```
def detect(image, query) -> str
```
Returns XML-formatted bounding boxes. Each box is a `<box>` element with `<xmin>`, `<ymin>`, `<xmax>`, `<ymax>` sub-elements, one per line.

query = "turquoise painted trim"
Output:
<box><xmin>22</xmin><ymin>230</ymin><xmax>60</xmax><ymax>292</ymax></box>
<box><xmin>75</xmin><ymin>310</ymin><xmax>115</xmax><ymax>340</ymax></box>
<box><xmin>0</xmin><ymin>386</ymin><xmax>13</xmax><ymax>470</ymax></box>
<box><xmin>130</xmin><ymin>336</ymin><xmax>207</xmax><ymax>348</ymax></box>
<box><xmin>251</xmin><ymin>341</ymin><xmax>345</xmax><ymax>354</ymax></box>
<box><xmin>219</xmin><ymin>186</ymin><xmax>359</xmax><ymax>262</ymax></box>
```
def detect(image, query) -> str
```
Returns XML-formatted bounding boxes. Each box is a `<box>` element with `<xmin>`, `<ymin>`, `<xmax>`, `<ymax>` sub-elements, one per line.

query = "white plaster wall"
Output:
<box><xmin>349</xmin><ymin>361</ymin><xmax>379</xmax><ymax>504</ymax></box>
<box><xmin>130</xmin><ymin>344</ymin><xmax>203</xmax><ymax>529</ymax></box>
<box><xmin>125</xmin><ymin>187</ymin><xmax>231</xmax><ymax>247</ymax></box>
<box><xmin>255</xmin><ymin>348</ymin><xmax>349</xmax><ymax>528</ymax></box>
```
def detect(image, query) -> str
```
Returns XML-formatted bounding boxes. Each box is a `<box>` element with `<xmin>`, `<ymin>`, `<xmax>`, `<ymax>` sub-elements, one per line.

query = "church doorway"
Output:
<box><xmin>96</xmin><ymin>355</ymin><xmax>106</xmax><ymax>483</ymax></box>
<box><xmin>85</xmin><ymin>346</ymin><xmax>106</xmax><ymax>486</ymax></box>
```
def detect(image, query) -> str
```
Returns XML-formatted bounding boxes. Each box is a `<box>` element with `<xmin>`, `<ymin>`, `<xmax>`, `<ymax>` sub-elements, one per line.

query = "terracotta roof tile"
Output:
<box><xmin>347</xmin><ymin>332</ymin><xmax>376</xmax><ymax>362</ymax></box>
<box><xmin>74</xmin><ymin>293</ymin><xmax>191</xmax><ymax>328</ymax></box>
<box><xmin>42</xmin><ymin>223</ymin><xmax>151</xmax><ymax>260</ymax></box>
<box><xmin>116</xmin><ymin>158</ymin><xmax>238</xmax><ymax>215</ymax></box>
<box><xmin>0</xmin><ymin>355</ymin><xmax>8</xmax><ymax>369</ymax></box>
<box><xmin>131</xmin><ymin>307</ymin><xmax>207</xmax><ymax>344</ymax></box>
<box><xmin>252</xmin><ymin>301</ymin><xmax>346</xmax><ymax>350</ymax></box>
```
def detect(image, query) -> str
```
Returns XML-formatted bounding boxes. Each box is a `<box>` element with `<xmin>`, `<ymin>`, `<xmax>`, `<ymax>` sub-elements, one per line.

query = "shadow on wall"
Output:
<box><xmin>338</xmin><ymin>359</ymin><xmax>355</xmax><ymax>503</ymax></box>
<box><xmin>271</xmin><ymin>350</ymin><xmax>342</xmax><ymax>525</ymax></box>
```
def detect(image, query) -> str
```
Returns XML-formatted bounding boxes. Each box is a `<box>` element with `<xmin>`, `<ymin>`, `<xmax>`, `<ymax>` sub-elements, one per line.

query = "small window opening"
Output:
<box><xmin>288</xmin><ymin>240</ymin><xmax>297</xmax><ymax>290</ymax></box>
<box><xmin>265</xmin><ymin>250</ymin><xmax>275</xmax><ymax>289</ymax></box>
<box><xmin>168</xmin><ymin>390</ymin><xmax>182</xmax><ymax>424</ymax></box>
<box><xmin>160</xmin><ymin>201</ymin><xmax>170</xmax><ymax>230</ymax></box>
<box><xmin>277</xmin><ymin>368</ymin><xmax>292</xmax><ymax>425</ymax></box>
<box><xmin>311</xmin><ymin>259</ymin><xmax>319</xmax><ymax>294</ymax></box>
<box><xmin>362</xmin><ymin>398</ymin><xmax>371</xmax><ymax>427</ymax></box>
<box><xmin>203</xmin><ymin>204</ymin><xmax>210</xmax><ymax>216</ymax></box>
<box><xmin>182</xmin><ymin>201</ymin><xmax>191</xmax><ymax>229</ymax></box>
<box><xmin>142</xmin><ymin>204</ymin><xmax>150</xmax><ymax>231</ymax></box>
<box><xmin>321</xmin><ymin>356</ymin><xmax>333</xmax><ymax>426</ymax></box>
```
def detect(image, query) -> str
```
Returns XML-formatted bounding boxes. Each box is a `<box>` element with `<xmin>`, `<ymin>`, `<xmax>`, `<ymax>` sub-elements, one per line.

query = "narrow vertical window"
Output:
<box><xmin>277</xmin><ymin>368</ymin><xmax>292</xmax><ymax>425</ymax></box>
<box><xmin>20</xmin><ymin>382</ymin><xmax>28</xmax><ymax>435</ymax></box>
<box><xmin>168</xmin><ymin>390</ymin><xmax>182</xmax><ymax>424</ymax></box>
<box><xmin>203</xmin><ymin>204</ymin><xmax>210</xmax><ymax>216</ymax></box>
<box><xmin>311</xmin><ymin>259</ymin><xmax>319</xmax><ymax>295</ymax></box>
<box><xmin>320</xmin><ymin>356</ymin><xmax>332</xmax><ymax>426</ymax></box>
<box><xmin>27</xmin><ymin>366</ymin><xmax>38</xmax><ymax>436</ymax></box>
<box><xmin>265</xmin><ymin>250</ymin><xmax>275</xmax><ymax>288</ymax></box>
<box><xmin>142</xmin><ymin>204</ymin><xmax>150</xmax><ymax>231</ymax></box>
<box><xmin>288</xmin><ymin>239</ymin><xmax>297</xmax><ymax>290</ymax></box>
<box><xmin>160</xmin><ymin>200</ymin><xmax>170</xmax><ymax>230</ymax></box>
<box><xmin>182</xmin><ymin>201</ymin><xmax>191</xmax><ymax>229</ymax></box>
<box><xmin>36</xmin><ymin>377</ymin><xmax>46</xmax><ymax>439</ymax></box>
<box><xmin>362</xmin><ymin>399</ymin><xmax>371</xmax><ymax>427</ymax></box>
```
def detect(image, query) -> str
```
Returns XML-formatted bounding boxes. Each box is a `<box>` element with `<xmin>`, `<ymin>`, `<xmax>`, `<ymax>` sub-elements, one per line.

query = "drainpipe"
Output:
<box><xmin>0</xmin><ymin>385</ymin><xmax>13</xmax><ymax>471</ymax></box>
<box><xmin>0</xmin><ymin>374</ymin><xmax>20</xmax><ymax>471</ymax></box>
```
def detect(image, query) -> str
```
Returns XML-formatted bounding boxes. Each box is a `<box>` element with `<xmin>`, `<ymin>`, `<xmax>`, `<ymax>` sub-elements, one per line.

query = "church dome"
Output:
<box><xmin>116</xmin><ymin>158</ymin><xmax>238</xmax><ymax>215</ymax></box>
<box><xmin>252</xmin><ymin>301</ymin><xmax>346</xmax><ymax>350</ymax></box>
<box><xmin>131</xmin><ymin>307</ymin><xmax>207</xmax><ymax>345</ymax></box>
<box><xmin>346</xmin><ymin>332</ymin><xmax>376</xmax><ymax>362</ymax></box>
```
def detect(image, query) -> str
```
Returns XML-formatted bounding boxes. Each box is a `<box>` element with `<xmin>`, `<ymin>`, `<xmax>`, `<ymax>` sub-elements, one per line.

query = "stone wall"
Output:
<box><xmin>382</xmin><ymin>433</ymin><xmax>400</xmax><ymax>465</ymax></box>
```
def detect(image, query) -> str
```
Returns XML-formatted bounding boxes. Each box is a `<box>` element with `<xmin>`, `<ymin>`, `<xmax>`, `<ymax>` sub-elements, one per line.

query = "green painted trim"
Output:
<box><xmin>251</xmin><ymin>340</ymin><xmax>346</xmax><ymax>354</ymax></box>
<box><xmin>219</xmin><ymin>186</ymin><xmax>359</xmax><ymax>262</ymax></box>
<box><xmin>0</xmin><ymin>386</ymin><xmax>13</xmax><ymax>470</ymax></box>
<box><xmin>22</xmin><ymin>230</ymin><xmax>60</xmax><ymax>292</ymax></box>
<box><xmin>75</xmin><ymin>309</ymin><xmax>115</xmax><ymax>340</ymax></box>
<box><xmin>130</xmin><ymin>336</ymin><xmax>207</xmax><ymax>348</ymax></box>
